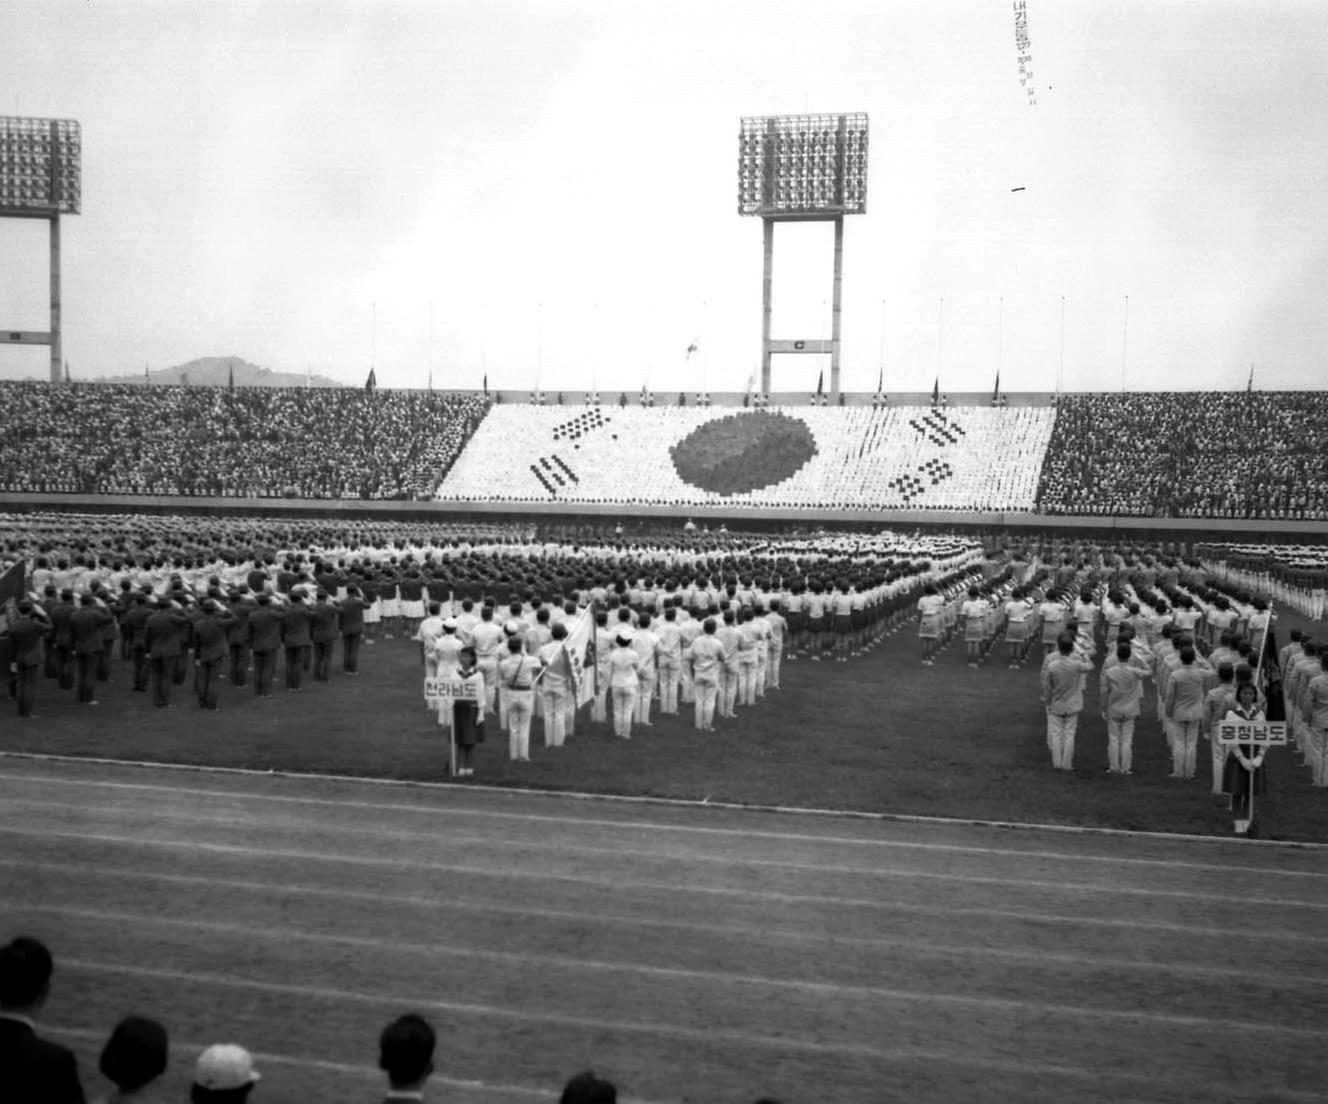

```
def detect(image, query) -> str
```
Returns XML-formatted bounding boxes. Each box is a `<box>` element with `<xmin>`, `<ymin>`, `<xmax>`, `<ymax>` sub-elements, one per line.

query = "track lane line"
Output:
<box><xmin>51</xmin><ymin>956</ymin><xmax>1327</xmax><ymax>1043</ymax></box>
<box><xmin>18</xmin><ymin>901</ymin><xmax>1327</xmax><ymax>994</ymax></box>
<box><xmin>3</xmin><ymin>757</ymin><xmax>1325</xmax><ymax>865</ymax></box>
<box><xmin>2</xmin><ymin>823</ymin><xmax>1323</xmax><ymax>911</ymax></box>
<box><xmin>15</xmin><ymin>793</ymin><xmax>1305</xmax><ymax>892</ymax></box>
<box><xmin>7</xmin><ymin>855</ymin><xmax>1326</xmax><ymax>948</ymax></box>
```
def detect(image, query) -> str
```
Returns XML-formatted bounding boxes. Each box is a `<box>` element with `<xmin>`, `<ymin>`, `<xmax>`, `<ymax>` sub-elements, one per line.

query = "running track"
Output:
<box><xmin>1</xmin><ymin>755</ymin><xmax>1326</xmax><ymax>1104</ymax></box>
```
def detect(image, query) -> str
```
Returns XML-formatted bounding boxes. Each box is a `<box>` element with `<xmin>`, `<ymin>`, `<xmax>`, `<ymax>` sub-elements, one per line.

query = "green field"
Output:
<box><xmin>4</xmin><ymin>610</ymin><xmax>1325</xmax><ymax>843</ymax></box>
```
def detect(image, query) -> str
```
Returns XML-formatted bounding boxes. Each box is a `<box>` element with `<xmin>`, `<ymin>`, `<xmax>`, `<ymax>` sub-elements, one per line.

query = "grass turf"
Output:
<box><xmin>3</xmin><ymin>617</ymin><xmax>1325</xmax><ymax>842</ymax></box>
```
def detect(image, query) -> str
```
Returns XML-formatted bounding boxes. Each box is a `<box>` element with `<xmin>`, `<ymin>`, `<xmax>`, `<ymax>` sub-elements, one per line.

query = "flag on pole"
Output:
<box><xmin>365</xmin><ymin>367</ymin><xmax>377</xmax><ymax>392</ymax></box>
<box><xmin>686</xmin><ymin>340</ymin><xmax>699</xmax><ymax>358</ymax></box>
<box><xmin>227</xmin><ymin>361</ymin><xmax>235</xmax><ymax>391</ymax></box>
<box><xmin>992</xmin><ymin>370</ymin><xmax>1000</xmax><ymax>402</ymax></box>
<box><xmin>876</xmin><ymin>366</ymin><xmax>883</xmax><ymax>394</ymax></box>
<box><xmin>563</xmin><ymin>607</ymin><xmax>596</xmax><ymax>709</ymax></box>
<box><xmin>144</xmin><ymin>363</ymin><xmax>150</xmax><ymax>384</ymax></box>
<box><xmin>483</xmin><ymin>372</ymin><xmax>488</xmax><ymax>396</ymax></box>
<box><xmin>63</xmin><ymin>359</ymin><xmax>70</xmax><ymax>384</ymax></box>
<box><xmin>427</xmin><ymin>364</ymin><xmax>433</xmax><ymax>392</ymax></box>
<box><xmin>932</xmin><ymin>377</ymin><xmax>940</xmax><ymax>406</ymax></box>
<box><xmin>1247</xmin><ymin>364</ymin><xmax>1254</xmax><ymax>393</ymax></box>
<box><xmin>816</xmin><ymin>369</ymin><xmax>824</xmax><ymax>396</ymax></box>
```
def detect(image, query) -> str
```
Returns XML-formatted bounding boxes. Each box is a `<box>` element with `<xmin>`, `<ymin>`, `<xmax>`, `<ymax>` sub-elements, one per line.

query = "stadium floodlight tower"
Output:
<box><xmin>0</xmin><ymin>116</ymin><xmax>81</xmax><ymax>383</ymax></box>
<box><xmin>738</xmin><ymin>113</ymin><xmax>868</xmax><ymax>398</ymax></box>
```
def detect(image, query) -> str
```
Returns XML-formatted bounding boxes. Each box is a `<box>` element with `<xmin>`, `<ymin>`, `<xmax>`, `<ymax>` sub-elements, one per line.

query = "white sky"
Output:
<box><xmin>1</xmin><ymin>0</ymin><xmax>1325</xmax><ymax>392</ymax></box>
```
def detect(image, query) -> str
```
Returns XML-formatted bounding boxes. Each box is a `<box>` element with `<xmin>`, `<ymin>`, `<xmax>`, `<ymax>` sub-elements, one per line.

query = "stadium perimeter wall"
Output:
<box><xmin>2</xmin><ymin>493</ymin><xmax>1326</xmax><ymax>539</ymax></box>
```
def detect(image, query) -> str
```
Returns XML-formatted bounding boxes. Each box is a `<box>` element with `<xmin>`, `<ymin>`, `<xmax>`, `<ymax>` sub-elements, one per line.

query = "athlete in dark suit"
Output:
<box><xmin>4</xmin><ymin>602</ymin><xmax>50</xmax><ymax>718</ymax></box>
<box><xmin>338</xmin><ymin>588</ymin><xmax>368</xmax><ymax>673</ymax></box>
<box><xmin>245</xmin><ymin>594</ymin><xmax>283</xmax><ymax>696</ymax></box>
<box><xmin>69</xmin><ymin>596</ymin><xmax>113</xmax><ymax>704</ymax></box>
<box><xmin>227</xmin><ymin>589</ymin><xmax>256</xmax><ymax>687</ymax></box>
<box><xmin>143</xmin><ymin>600</ymin><xmax>189</xmax><ymax>708</ymax></box>
<box><xmin>192</xmin><ymin>602</ymin><xmax>236</xmax><ymax>710</ymax></box>
<box><xmin>123</xmin><ymin>592</ymin><xmax>153</xmax><ymax>693</ymax></box>
<box><xmin>309</xmin><ymin>592</ymin><xmax>340</xmax><ymax>682</ymax></box>
<box><xmin>279</xmin><ymin>594</ymin><xmax>312</xmax><ymax>690</ymax></box>
<box><xmin>0</xmin><ymin>936</ymin><xmax>86</xmax><ymax>1104</ymax></box>
<box><xmin>47</xmin><ymin>590</ymin><xmax>76</xmax><ymax>690</ymax></box>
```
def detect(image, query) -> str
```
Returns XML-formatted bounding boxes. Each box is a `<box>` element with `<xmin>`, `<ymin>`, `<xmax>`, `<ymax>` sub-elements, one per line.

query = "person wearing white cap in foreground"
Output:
<box><xmin>191</xmin><ymin>1044</ymin><xmax>259</xmax><ymax>1103</ymax></box>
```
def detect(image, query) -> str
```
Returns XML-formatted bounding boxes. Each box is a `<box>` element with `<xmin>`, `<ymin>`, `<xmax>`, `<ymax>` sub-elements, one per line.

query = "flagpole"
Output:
<box><xmin>936</xmin><ymin>297</ymin><xmax>944</xmax><ymax>393</ymax></box>
<box><xmin>1120</xmin><ymin>295</ymin><xmax>1129</xmax><ymax>394</ymax></box>
<box><xmin>878</xmin><ymin>298</ymin><xmax>886</xmax><ymax>392</ymax></box>
<box><xmin>998</xmin><ymin>295</ymin><xmax>1004</xmax><ymax>388</ymax></box>
<box><xmin>1057</xmin><ymin>296</ymin><xmax>1066</xmax><ymax>396</ymax></box>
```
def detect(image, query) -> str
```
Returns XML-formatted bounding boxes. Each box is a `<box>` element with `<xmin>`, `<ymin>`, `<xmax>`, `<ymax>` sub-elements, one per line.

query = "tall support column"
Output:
<box><xmin>760</xmin><ymin>217</ymin><xmax>774</xmax><ymax>394</ymax></box>
<box><xmin>49</xmin><ymin>214</ymin><xmax>61</xmax><ymax>383</ymax></box>
<box><xmin>830</xmin><ymin>215</ymin><xmax>843</xmax><ymax>398</ymax></box>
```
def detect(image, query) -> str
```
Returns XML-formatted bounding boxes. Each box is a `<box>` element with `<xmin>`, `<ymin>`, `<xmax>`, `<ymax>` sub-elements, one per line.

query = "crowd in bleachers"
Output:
<box><xmin>4</xmin><ymin>383</ymin><xmax>1328</xmax><ymax>519</ymax></box>
<box><xmin>0</xmin><ymin>382</ymin><xmax>489</xmax><ymax>500</ymax></box>
<box><xmin>1035</xmin><ymin>392</ymin><xmax>1328</xmax><ymax>519</ymax></box>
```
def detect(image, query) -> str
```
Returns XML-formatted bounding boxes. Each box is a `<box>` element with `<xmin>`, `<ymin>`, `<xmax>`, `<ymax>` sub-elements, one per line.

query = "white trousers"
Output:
<box><xmin>657</xmin><ymin>660</ymin><xmax>680</xmax><ymax>714</ymax></box>
<box><xmin>737</xmin><ymin>660</ymin><xmax>758</xmax><ymax>706</ymax></box>
<box><xmin>1170</xmin><ymin>719</ymin><xmax>1199</xmax><ymax>778</ymax></box>
<box><xmin>1046</xmin><ymin>710</ymin><xmax>1078</xmax><ymax>769</ymax></box>
<box><xmin>634</xmin><ymin>672</ymin><xmax>655</xmax><ymax>724</ymax></box>
<box><xmin>542</xmin><ymin>686</ymin><xmax>568</xmax><ymax>747</ymax></box>
<box><xmin>693</xmin><ymin>680</ymin><xmax>718</xmax><ymax>730</ymax></box>
<box><xmin>1106</xmin><ymin>716</ymin><xmax>1135</xmax><ymax>772</ymax></box>
<box><xmin>507</xmin><ymin>689</ymin><xmax>533</xmax><ymax>760</ymax></box>
<box><xmin>612</xmin><ymin>685</ymin><xmax>637</xmax><ymax>738</ymax></box>
<box><xmin>720</xmin><ymin>669</ymin><xmax>738</xmax><ymax>717</ymax></box>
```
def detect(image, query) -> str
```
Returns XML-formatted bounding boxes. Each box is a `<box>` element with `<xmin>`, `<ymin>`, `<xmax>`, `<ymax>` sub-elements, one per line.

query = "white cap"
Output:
<box><xmin>194</xmin><ymin>1044</ymin><xmax>261</xmax><ymax>1091</ymax></box>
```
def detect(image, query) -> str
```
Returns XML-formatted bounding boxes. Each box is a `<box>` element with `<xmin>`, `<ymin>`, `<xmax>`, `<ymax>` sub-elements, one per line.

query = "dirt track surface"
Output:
<box><xmin>2</xmin><ymin>756</ymin><xmax>1326</xmax><ymax>1104</ymax></box>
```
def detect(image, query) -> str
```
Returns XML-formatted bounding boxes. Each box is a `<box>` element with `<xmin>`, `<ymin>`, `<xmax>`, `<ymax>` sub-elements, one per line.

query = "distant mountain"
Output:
<box><xmin>101</xmin><ymin>357</ymin><xmax>344</xmax><ymax>388</ymax></box>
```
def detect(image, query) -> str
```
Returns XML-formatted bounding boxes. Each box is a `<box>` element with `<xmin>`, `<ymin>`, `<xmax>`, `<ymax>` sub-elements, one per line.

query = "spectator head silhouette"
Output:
<box><xmin>0</xmin><ymin>935</ymin><xmax>53</xmax><ymax>1014</ymax></box>
<box><xmin>378</xmin><ymin>1013</ymin><xmax>436</xmax><ymax>1092</ymax></box>
<box><xmin>99</xmin><ymin>1015</ymin><xmax>169</xmax><ymax>1094</ymax></box>
<box><xmin>559</xmin><ymin>1070</ymin><xmax>617</xmax><ymax>1104</ymax></box>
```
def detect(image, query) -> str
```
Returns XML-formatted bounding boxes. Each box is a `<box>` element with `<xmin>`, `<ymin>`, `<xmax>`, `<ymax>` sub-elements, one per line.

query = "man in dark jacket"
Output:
<box><xmin>338</xmin><ymin>585</ymin><xmax>367</xmax><ymax>674</ymax></box>
<box><xmin>245</xmin><ymin>593</ymin><xmax>283</xmax><ymax>697</ymax></box>
<box><xmin>227</xmin><ymin>588</ymin><xmax>256</xmax><ymax>687</ymax></box>
<box><xmin>69</xmin><ymin>595</ymin><xmax>113</xmax><ymax>705</ymax></box>
<box><xmin>192</xmin><ymin>600</ymin><xmax>236</xmax><ymax>710</ymax></box>
<box><xmin>123</xmin><ymin>591</ymin><xmax>153</xmax><ymax>693</ymax></box>
<box><xmin>279</xmin><ymin>592</ymin><xmax>312</xmax><ymax>691</ymax></box>
<box><xmin>0</xmin><ymin>935</ymin><xmax>85</xmax><ymax>1104</ymax></box>
<box><xmin>309</xmin><ymin>590</ymin><xmax>340</xmax><ymax>682</ymax></box>
<box><xmin>4</xmin><ymin>601</ymin><xmax>51</xmax><ymax>718</ymax></box>
<box><xmin>143</xmin><ymin>598</ymin><xmax>189</xmax><ymax>708</ymax></box>
<box><xmin>47</xmin><ymin>590</ymin><xmax>77</xmax><ymax>690</ymax></box>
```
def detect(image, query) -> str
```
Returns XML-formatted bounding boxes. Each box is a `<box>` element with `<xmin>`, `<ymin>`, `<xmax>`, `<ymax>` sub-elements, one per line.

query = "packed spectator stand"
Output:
<box><xmin>1036</xmin><ymin>392</ymin><xmax>1328</xmax><ymax>520</ymax></box>
<box><xmin>1</xmin><ymin>382</ymin><xmax>1327</xmax><ymax>521</ymax></box>
<box><xmin>0</xmin><ymin>382</ymin><xmax>489</xmax><ymax>500</ymax></box>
